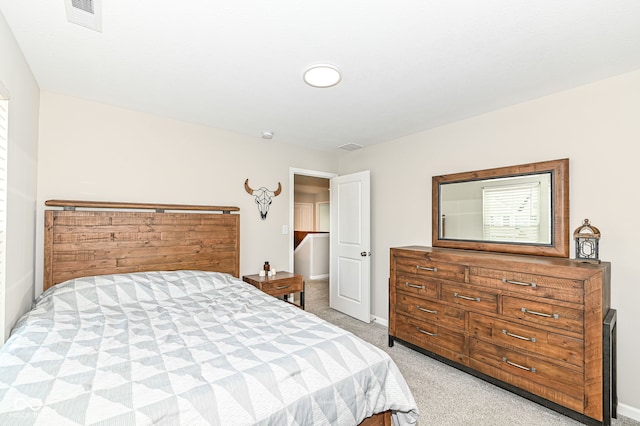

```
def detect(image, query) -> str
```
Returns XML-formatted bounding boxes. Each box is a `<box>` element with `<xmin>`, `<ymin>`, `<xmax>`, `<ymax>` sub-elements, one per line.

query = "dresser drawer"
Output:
<box><xmin>395</xmin><ymin>271</ymin><xmax>439</xmax><ymax>299</ymax></box>
<box><xmin>259</xmin><ymin>277</ymin><xmax>303</xmax><ymax>297</ymax></box>
<box><xmin>470</xmin><ymin>339</ymin><xmax>584</xmax><ymax>409</ymax></box>
<box><xmin>503</xmin><ymin>296</ymin><xmax>584</xmax><ymax>335</ymax></box>
<box><xmin>395</xmin><ymin>314</ymin><xmax>467</xmax><ymax>356</ymax></box>
<box><xmin>396</xmin><ymin>293</ymin><xmax>465</xmax><ymax>330</ymax></box>
<box><xmin>395</xmin><ymin>257</ymin><xmax>466</xmax><ymax>282</ymax></box>
<box><xmin>441</xmin><ymin>283</ymin><xmax>498</xmax><ymax>313</ymax></box>
<box><xmin>469</xmin><ymin>312</ymin><xmax>583</xmax><ymax>366</ymax></box>
<box><xmin>469</xmin><ymin>266</ymin><xmax>584</xmax><ymax>304</ymax></box>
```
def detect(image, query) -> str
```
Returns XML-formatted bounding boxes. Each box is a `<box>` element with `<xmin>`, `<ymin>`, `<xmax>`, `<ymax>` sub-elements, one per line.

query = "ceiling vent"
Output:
<box><xmin>64</xmin><ymin>0</ymin><xmax>102</xmax><ymax>32</ymax></box>
<box><xmin>72</xmin><ymin>0</ymin><xmax>94</xmax><ymax>13</ymax></box>
<box><xmin>338</xmin><ymin>143</ymin><xmax>363</xmax><ymax>151</ymax></box>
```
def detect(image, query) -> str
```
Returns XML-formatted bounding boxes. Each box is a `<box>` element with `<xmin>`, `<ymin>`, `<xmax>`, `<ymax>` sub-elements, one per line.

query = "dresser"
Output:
<box><xmin>389</xmin><ymin>246</ymin><xmax>616</xmax><ymax>425</ymax></box>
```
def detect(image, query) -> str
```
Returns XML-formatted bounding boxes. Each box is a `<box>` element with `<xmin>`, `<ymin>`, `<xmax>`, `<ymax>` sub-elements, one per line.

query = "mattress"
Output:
<box><xmin>0</xmin><ymin>270</ymin><xmax>418</xmax><ymax>425</ymax></box>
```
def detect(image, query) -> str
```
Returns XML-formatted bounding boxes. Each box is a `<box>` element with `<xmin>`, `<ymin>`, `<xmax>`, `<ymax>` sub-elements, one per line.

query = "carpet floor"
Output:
<box><xmin>303</xmin><ymin>278</ymin><xmax>637</xmax><ymax>426</ymax></box>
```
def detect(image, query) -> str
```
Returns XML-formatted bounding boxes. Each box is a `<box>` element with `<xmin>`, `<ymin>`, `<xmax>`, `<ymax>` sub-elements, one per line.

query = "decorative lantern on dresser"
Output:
<box><xmin>389</xmin><ymin>159</ymin><xmax>617</xmax><ymax>426</ymax></box>
<box><xmin>574</xmin><ymin>219</ymin><xmax>601</xmax><ymax>263</ymax></box>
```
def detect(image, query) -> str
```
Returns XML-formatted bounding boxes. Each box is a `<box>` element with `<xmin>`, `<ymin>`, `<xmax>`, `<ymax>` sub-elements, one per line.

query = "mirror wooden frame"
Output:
<box><xmin>432</xmin><ymin>158</ymin><xmax>570</xmax><ymax>258</ymax></box>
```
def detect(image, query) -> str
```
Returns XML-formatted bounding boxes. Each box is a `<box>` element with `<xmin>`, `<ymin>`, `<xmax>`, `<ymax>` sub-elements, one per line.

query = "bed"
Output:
<box><xmin>0</xmin><ymin>200</ymin><xmax>418</xmax><ymax>425</ymax></box>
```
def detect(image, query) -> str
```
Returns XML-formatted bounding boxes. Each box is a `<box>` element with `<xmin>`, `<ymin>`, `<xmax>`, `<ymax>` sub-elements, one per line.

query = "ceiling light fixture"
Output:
<box><xmin>303</xmin><ymin>64</ymin><xmax>342</xmax><ymax>88</ymax></box>
<box><xmin>261</xmin><ymin>131</ymin><xmax>274</xmax><ymax>139</ymax></box>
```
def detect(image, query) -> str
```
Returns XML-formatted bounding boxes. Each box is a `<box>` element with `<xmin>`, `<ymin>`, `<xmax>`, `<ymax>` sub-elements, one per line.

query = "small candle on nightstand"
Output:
<box><xmin>259</xmin><ymin>270</ymin><xmax>266</xmax><ymax>277</ymax></box>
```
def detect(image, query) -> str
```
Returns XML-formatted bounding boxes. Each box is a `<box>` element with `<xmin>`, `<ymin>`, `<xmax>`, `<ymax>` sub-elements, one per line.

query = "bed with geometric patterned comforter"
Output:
<box><xmin>0</xmin><ymin>270</ymin><xmax>418</xmax><ymax>425</ymax></box>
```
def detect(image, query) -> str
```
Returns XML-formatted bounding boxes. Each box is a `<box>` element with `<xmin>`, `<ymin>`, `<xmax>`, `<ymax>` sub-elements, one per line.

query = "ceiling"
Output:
<box><xmin>294</xmin><ymin>175</ymin><xmax>330</xmax><ymax>195</ymax></box>
<box><xmin>2</xmin><ymin>1</ymin><xmax>640</xmax><ymax>152</ymax></box>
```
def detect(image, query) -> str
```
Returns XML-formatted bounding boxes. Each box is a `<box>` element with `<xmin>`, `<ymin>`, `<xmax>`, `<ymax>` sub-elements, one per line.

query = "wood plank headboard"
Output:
<box><xmin>44</xmin><ymin>200</ymin><xmax>240</xmax><ymax>291</ymax></box>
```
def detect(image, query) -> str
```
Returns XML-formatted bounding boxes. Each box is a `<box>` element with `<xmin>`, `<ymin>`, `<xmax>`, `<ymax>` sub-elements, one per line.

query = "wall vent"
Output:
<box><xmin>338</xmin><ymin>143</ymin><xmax>363</xmax><ymax>151</ymax></box>
<box><xmin>71</xmin><ymin>0</ymin><xmax>94</xmax><ymax>14</ymax></box>
<box><xmin>65</xmin><ymin>0</ymin><xmax>102</xmax><ymax>32</ymax></box>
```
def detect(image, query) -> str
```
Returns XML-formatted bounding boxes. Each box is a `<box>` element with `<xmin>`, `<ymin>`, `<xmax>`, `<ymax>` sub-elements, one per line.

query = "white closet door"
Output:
<box><xmin>294</xmin><ymin>202</ymin><xmax>314</xmax><ymax>230</ymax></box>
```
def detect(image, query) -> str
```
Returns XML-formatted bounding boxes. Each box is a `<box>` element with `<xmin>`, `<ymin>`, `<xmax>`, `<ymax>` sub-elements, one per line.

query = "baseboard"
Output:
<box><xmin>309</xmin><ymin>273</ymin><xmax>329</xmax><ymax>280</ymax></box>
<box><xmin>618</xmin><ymin>402</ymin><xmax>640</xmax><ymax>422</ymax></box>
<box><xmin>371</xmin><ymin>315</ymin><xmax>388</xmax><ymax>327</ymax></box>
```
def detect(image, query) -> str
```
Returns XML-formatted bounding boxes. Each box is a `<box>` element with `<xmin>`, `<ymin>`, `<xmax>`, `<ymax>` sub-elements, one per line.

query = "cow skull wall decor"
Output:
<box><xmin>244</xmin><ymin>179</ymin><xmax>282</xmax><ymax>220</ymax></box>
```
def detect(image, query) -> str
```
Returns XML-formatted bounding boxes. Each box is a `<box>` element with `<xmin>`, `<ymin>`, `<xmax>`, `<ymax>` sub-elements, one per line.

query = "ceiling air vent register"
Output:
<box><xmin>71</xmin><ymin>0</ymin><xmax>94</xmax><ymax>14</ymax></box>
<box><xmin>338</xmin><ymin>143</ymin><xmax>363</xmax><ymax>151</ymax></box>
<box><xmin>65</xmin><ymin>0</ymin><xmax>102</xmax><ymax>32</ymax></box>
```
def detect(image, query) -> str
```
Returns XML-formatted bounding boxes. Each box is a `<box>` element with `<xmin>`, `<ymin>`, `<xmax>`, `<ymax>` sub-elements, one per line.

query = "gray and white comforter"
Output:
<box><xmin>0</xmin><ymin>270</ymin><xmax>418</xmax><ymax>425</ymax></box>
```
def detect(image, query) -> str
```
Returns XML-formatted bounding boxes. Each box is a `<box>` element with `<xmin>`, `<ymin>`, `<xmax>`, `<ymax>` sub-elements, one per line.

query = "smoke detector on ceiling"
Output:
<box><xmin>64</xmin><ymin>0</ymin><xmax>102</xmax><ymax>32</ymax></box>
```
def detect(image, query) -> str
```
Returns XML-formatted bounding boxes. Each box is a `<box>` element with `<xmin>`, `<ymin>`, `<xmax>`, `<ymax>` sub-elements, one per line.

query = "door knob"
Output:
<box><xmin>360</xmin><ymin>251</ymin><xmax>371</xmax><ymax>257</ymax></box>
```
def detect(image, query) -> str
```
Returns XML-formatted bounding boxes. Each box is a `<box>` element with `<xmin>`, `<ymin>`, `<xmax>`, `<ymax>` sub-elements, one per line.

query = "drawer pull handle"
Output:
<box><xmin>406</xmin><ymin>282</ymin><xmax>426</xmax><ymax>289</ymax></box>
<box><xmin>454</xmin><ymin>292</ymin><xmax>480</xmax><ymax>302</ymax></box>
<box><xmin>502</xmin><ymin>278</ymin><xmax>537</xmax><ymax>288</ymax></box>
<box><xmin>502</xmin><ymin>357</ymin><xmax>536</xmax><ymax>373</ymax></box>
<box><xmin>416</xmin><ymin>265</ymin><xmax>438</xmax><ymax>272</ymax></box>
<box><xmin>501</xmin><ymin>329</ymin><xmax>536</xmax><ymax>343</ymax></box>
<box><xmin>521</xmin><ymin>307</ymin><xmax>559</xmax><ymax>319</ymax></box>
<box><xmin>416</xmin><ymin>327</ymin><xmax>437</xmax><ymax>337</ymax></box>
<box><xmin>275</xmin><ymin>285</ymin><xmax>291</xmax><ymax>290</ymax></box>
<box><xmin>416</xmin><ymin>306</ymin><xmax>438</xmax><ymax>314</ymax></box>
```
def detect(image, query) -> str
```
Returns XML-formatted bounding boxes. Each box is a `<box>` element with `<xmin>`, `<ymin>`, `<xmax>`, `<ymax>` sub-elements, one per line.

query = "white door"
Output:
<box><xmin>330</xmin><ymin>170</ymin><xmax>371</xmax><ymax>323</ymax></box>
<box><xmin>294</xmin><ymin>202</ymin><xmax>314</xmax><ymax>230</ymax></box>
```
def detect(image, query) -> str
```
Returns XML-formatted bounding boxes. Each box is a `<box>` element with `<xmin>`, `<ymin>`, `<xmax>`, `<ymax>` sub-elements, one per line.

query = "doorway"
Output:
<box><xmin>289</xmin><ymin>168</ymin><xmax>336</xmax><ymax>309</ymax></box>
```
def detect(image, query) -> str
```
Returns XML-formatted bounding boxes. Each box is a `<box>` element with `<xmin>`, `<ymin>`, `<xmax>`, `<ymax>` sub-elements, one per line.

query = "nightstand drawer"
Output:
<box><xmin>260</xmin><ymin>277</ymin><xmax>303</xmax><ymax>297</ymax></box>
<box><xmin>242</xmin><ymin>272</ymin><xmax>305</xmax><ymax>309</ymax></box>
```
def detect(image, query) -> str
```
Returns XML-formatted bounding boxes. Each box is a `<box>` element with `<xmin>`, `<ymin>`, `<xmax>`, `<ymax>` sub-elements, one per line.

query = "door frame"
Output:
<box><xmin>288</xmin><ymin>168</ymin><xmax>337</xmax><ymax>273</ymax></box>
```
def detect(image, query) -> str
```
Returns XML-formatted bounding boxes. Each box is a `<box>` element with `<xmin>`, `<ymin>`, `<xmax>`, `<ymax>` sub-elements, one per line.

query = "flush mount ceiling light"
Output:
<box><xmin>303</xmin><ymin>64</ymin><xmax>342</xmax><ymax>88</ymax></box>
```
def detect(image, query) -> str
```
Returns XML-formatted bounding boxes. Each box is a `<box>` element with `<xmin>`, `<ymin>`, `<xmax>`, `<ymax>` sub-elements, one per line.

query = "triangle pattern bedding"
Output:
<box><xmin>0</xmin><ymin>270</ymin><xmax>418</xmax><ymax>425</ymax></box>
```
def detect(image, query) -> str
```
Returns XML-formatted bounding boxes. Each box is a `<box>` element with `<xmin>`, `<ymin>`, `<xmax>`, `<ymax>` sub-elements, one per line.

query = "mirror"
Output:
<box><xmin>432</xmin><ymin>159</ymin><xmax>569</xmax><ymax>257</ymax></box>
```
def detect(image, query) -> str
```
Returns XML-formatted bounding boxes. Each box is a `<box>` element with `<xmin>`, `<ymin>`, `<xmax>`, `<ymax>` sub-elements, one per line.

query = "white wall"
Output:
<box><xmin>36</xmin><ymin>91</ymin><xmax>338</xmax><ymax>293</ymax></box>
<box><xmin>339</xmin><ymin>69</ymin><xmax>640</xmax><ymax>418</ymax></box>
<box><xmin>0</xmin><ymin>11</ymin><xmax>40</xmax><ymax>341</ymax></box>
<box><xmin>294</xmin><ymin>233</ymin><xmax>329</xmax><ymax>281</ymax></box>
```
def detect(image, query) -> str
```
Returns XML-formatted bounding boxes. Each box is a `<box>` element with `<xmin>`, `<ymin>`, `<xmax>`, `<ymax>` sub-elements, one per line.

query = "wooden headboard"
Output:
<box><xmin>44</xmin><ymin>200</ymin><xmax>240</xmax><ymax>291</ymax></box>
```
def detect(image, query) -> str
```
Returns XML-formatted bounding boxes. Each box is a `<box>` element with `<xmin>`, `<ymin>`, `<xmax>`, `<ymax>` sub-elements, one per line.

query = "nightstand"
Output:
<box><xmin>242</xmin><ymin>271</ymin><xmax>305</xmax><ymax>309</ymax></box>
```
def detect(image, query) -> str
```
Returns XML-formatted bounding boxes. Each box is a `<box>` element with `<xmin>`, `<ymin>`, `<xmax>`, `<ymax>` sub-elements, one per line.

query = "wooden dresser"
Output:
<box><xmin>389</xmin><ymin>246</ymin><xmax>616</xmax><ymax>425</ymax></box>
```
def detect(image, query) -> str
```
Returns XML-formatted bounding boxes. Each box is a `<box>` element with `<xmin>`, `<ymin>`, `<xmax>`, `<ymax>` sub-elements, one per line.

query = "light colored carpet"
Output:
<box><xmin>304</xmin><ymin>278</ymin><xmax>637</xmax><ymax>426</ymax></box>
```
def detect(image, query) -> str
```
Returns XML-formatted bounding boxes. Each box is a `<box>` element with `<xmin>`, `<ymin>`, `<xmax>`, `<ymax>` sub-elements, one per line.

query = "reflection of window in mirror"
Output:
<box><xmin>483</xmin><ymin>182</ymin><xmax>542</xmax><ymax>243</ymax></box>
<box><xmin>440</xmin><ymin>173</ymin><xmax>552</xmax><ymax>245</ymax></box>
